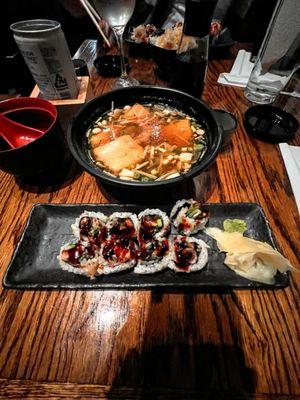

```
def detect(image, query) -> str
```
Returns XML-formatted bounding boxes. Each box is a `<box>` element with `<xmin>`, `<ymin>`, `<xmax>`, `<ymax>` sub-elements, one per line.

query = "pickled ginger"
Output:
<box><xmin>206</xmin><ymin>227</ymin><xmax>292</xmax><ymax>284</ymax></box>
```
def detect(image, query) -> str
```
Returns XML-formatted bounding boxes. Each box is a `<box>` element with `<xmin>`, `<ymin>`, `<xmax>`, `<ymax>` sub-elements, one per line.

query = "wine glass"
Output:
<box><xmin>92</xmin><ymin>0</ymin><xmax>139</xmax><ymax>89</ymax></box>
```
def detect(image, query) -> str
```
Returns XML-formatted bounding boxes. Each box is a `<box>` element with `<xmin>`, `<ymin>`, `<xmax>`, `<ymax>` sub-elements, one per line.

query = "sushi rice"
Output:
<box><xmin>58</xmin><ymin>242</ymin><xmax>101</xmax><ymax>278</ymax></box>
<box><xmin>169</xmin><ymin>235</ymin><xmax>209</xmax><ymax>273</ymax></box>
<box><xmin>98</xmin><ymin>259</ymin><xmax>136</xmax><ymax>275</ymax></box>
<box><xmin>59</xmin><ymin>201</ymin><xmax>210</xmax><ymax>278</ymax></box>
<box><xmin>171</xmin><ymin>199</ymin><xmax>208</xmax><ymax>235</ymax></box>
<box><xmin>134</xmin><ymin>256</ymin><xmax>170</xmax><ymax>274</ymax></box>
<box><xmin>106</xmin><ymin>212</ymin><xmax>139</xmax><ymax>238</ymax></box>
<box><xmin>134</xmin><ymin>238</ymin><xmax>171</xmax><ymax>274</ymax></box>
<box><xmin>138</xmin><ymin>208</ymin><xmax>170</xmax><ymax>240</ymax></box>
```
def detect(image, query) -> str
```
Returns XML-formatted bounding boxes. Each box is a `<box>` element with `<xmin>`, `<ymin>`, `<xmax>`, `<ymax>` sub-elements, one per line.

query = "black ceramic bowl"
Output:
<box><xmin>125</xmin><ymin>26</ymin><xmax>164</xmax><ymax>59</ymax></box>
<box><xmin>125</xmin><ymin>37</ymin><xmax>151</xmax><ymax>59</ymax></box>
<box><xmin>67</xmin><ymin>86</ymin><xmax>222</xmax><ymax>196</ymax></box>
<box><xmin>244</xmin><ymin>105</ymin><xmax>299</xmax><ymax>143</ymax></box>
<box><xmin>0</xmin><ymin>97</ymin><xmax>65</xmax><ymax>184</ymax></box>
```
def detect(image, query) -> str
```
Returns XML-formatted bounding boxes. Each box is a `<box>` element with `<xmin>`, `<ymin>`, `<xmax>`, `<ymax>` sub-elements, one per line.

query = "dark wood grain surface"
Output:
<box><xmin>0</xmin><ymin>45</ymin><xmax>299</xmax><ymax>399</ymax></box>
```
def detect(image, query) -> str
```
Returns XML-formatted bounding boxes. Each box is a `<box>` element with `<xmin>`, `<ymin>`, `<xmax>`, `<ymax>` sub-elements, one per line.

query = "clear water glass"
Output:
<box><xmin>92</xmin><ymin>0</ymin><xmax>139</xmax><ymax>89</ymax></box>
<box><xmin>244</xmin><ymin>0</ymin><xmax>300</xmax><ymax>104</ymax></box>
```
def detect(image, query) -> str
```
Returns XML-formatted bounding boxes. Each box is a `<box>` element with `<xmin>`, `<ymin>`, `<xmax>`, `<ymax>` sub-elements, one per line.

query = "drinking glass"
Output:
<box><xmin>92</xmin><ymin>0</ymin><xmax>139</xmax><ymax>89</ymax></box>
<box><xmin>244</xmin><ymin>0</ymin><xmax>300</xmax><ymax>104</ymax></box>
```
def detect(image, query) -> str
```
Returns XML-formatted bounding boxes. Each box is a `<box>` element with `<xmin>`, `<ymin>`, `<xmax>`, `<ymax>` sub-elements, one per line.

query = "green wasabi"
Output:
<box><xmin>223</xmin><ymin>219</ymin><xmax>247</xmax><ymax>234</ymax></box>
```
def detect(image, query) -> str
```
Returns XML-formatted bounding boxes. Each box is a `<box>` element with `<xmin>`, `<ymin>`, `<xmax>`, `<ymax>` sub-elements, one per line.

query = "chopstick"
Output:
<box><xmin>83</xmin><ymin>0</ymin><xmax>102</xmax><ymax>22</ymax></box>
<box><xmin>79</xmin><ymin>0</ymin><xmax>111</xmax><ymax>48</ymax></box>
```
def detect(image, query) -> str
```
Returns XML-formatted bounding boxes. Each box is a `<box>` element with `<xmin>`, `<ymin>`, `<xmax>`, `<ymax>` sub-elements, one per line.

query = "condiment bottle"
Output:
<box><xmin>171</xmin><ymin>0</ymin><xmax>217</xmax><ymax>97</ymax></box>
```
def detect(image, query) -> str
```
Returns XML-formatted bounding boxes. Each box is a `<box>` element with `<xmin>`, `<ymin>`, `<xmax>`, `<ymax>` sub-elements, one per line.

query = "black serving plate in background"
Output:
<box><xmin>3</xmin><ymin>203</ymin><xmax>288</xmax><ymax>290</ymax></box>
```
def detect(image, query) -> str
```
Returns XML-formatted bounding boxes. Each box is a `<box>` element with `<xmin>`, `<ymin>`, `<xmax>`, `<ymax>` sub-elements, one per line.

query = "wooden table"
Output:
<box><xmin>0</xmin><ymin>47</ymin><xmax>299</xmax><ymax>399</ymax></box>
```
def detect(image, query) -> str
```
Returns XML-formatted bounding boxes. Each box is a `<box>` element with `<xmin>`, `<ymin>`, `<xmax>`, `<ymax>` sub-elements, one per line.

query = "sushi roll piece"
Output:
<box><xmin>72</xmin><ymin>211</ymin><xmax>107</xmax><ymax>245</ymax></box>
<box><xmin>99</xmin><ymin>238</ymin><xmax>138</xmax><ymax>275</ymax></box>
<box><xmin>138</xmin><ymin>208</ymin><xmax>170</xmax><ymax>241</ymax></box>
<box><xmin>58</xmin><ymin>241</ymin><xmax>101</xmax><ymax>278</ymax></box>
<box><xmin>106</xmin><ymin>212</ymin><xmax>139</xmax><ymax>240</ymax></box>
<box><xmin>134</xmin><ymin>237</ymin><xmax>170</xmax><ymax>274</ymax></box>
<box><xmin>170</xmin><ymin>199</ymin><xmax>208</xmax><ymax>235</ymax></box>
<box><xmin>169</xmin><ymin>235</ymin><xmax>208</xmax><ymax>273</ymax></box>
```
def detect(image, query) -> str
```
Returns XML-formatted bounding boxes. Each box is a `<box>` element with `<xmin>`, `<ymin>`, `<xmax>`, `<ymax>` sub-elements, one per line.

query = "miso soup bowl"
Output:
<box><xmin>67</xmin><ymin>86</ymin><xmax>222</xmax><ymax>199</ymax></box>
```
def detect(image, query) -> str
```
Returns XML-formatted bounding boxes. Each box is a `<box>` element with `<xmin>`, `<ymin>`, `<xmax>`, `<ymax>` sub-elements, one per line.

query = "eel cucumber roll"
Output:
<box><xmin>72</xmin><ymin>211</ymin><xmax>107</xmax><ymax>245</ymax></box>
<box><xmin>171</xmin><ymin>199</ymin><xmax>208</xmax><ymax>235</ymax></box>
<box><xmin>58</xmin><ymin>241</ymin><xmax>101</xmax><ymax>278</ymax></box>
<box><xmin>169</xmin><ymin>235</ymin><xmax>208</xmax><ymax>273</ymax></box>
<box><xmin>134</xmin><ymin>238</ymin><xmax>170</xmax><ymax>274</ymax></box>
<box><xmin>106</xmin><ymin>212</ymin><xmax>139</xmax><ymax>240</ymax></box>
<box><xmin>99</xmin><ymin>238</ymin><xmax>138</xmax><ymax>274</ymax></box>
<box><xmin>138</xmin><ymin>209</ymin><xmax>170</xmax><ymax>241</ymax></box>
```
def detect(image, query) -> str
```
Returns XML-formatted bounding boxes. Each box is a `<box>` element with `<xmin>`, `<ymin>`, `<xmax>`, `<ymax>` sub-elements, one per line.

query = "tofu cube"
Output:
<box><xmin>92</xmin><ymin>135</ymin><xmax>144</xmax><ymax>175</ymax></box>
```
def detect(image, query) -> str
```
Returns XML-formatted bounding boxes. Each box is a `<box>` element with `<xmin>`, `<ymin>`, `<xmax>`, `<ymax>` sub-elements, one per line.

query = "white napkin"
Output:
<box><xmin>218</xmin><ymin>50</ymin><xmax>254</xmax><ymax>88</ymax></box>
<box><xmin>279</xmin><ymin>143</ymin><xmax>300</xmax><ymax>214</ymax></box>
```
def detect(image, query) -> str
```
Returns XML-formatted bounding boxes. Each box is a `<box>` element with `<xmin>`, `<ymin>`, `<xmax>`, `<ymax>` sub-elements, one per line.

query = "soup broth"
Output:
<box><xmin>87</xmin><ymin>103</ymin><xmax>207</xmax><ymax>182</ymax></box>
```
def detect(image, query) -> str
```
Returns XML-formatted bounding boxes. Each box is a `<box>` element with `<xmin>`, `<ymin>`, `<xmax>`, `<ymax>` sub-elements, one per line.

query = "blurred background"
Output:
<box><xmin>0</xmin><ymin>0</ymin><xmax>278</xmax><ymax>96</ymax></box>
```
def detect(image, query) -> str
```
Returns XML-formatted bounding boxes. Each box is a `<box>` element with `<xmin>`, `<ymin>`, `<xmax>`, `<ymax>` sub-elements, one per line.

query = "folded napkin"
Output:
<box><xmin>218</xmin><ymin>50</ymin><xmax>254</xmax><ymax>88</ymax></box>
<box><xmin>279</xmin><ymin>143</ymin><xmax>300</xmax><ymax>214</ymax></box>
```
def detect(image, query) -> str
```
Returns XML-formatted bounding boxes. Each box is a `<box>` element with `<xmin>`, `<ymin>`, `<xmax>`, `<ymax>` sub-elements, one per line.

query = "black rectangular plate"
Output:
<box><xmin>3</xmin><ymin>203</ymin><xmax>289</xmax><ymax>290</ymax></box>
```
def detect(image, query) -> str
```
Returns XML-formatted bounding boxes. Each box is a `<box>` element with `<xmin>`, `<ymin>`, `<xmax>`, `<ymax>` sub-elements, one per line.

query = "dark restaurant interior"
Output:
<box><xmin>0</xmin><ymin>0</ymin><xmax>299</xmax><ymax>399</ymax></box>
<box><xmin>1</xmin><ymin>0</ymin><xmax>279</xmax><ymax>94</ymax></box>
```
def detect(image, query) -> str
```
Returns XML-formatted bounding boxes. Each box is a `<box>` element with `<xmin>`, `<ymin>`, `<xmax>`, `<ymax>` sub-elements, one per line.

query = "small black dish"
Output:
<box><xmin>93</xmin><ymin>55</ymin><xmax>130</xmax><ymax>77</ymax></box>
<box><xmin>244</xmin><ymin>105</ymin><xmax>299</xmax><ymax>143</ymax></box>
<box><xmin>213</xmin><ymin>109</ymin><xmax>237</xmax><ymax>148</ymax></box>
<box><xmin>72</xmin><ymin>58</ymin><xmax>89</xmax><ymax>77</ymax></box>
